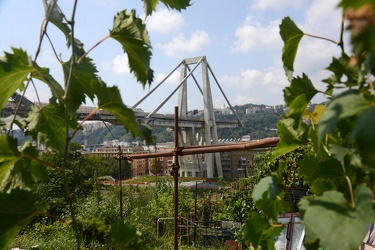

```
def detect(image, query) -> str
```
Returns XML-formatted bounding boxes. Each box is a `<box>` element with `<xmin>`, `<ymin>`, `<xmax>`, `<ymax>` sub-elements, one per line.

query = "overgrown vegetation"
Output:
<box><xmin>2</xmin><ymin>1</ymin><xmax>375</xmax><ymax>250</ymax></box>
<box><xmin>243</xmin><ymin>2</ymin><xmax>375</xmax><ymax>250</ymax></box>
<box><xmin>0</xmin><ymin>0</ymin><xmax>191</xmax><ymax>249</ymax></box>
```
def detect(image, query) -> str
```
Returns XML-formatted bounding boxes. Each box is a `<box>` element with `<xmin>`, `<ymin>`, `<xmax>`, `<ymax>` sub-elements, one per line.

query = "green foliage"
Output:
<box><xmin>279</xmin><ymin>17</ymin><xmax>304</xmax><ymax>74</ymax></box>
<box><xmin>0</xmin><ymin>189</ymin><xmax>44</xmax><ymax>249</ymax></box>
<box><xmin>0</xmin><ymin>48</ymin><xmax>31</xmax><ymax>108</ymax></box>
<box><xmin>149</xmin><ymin>157</ymin><xmax>163</xmax><ymax>175</ymax></box>
<box><xmin>299</xmin><ymin>184</ymin><xmax>374</xmax><ymax>250</ymax></box>
<box><xmin>0</xmin><ymin>1</ymin><xmax>191</xmax><ymax>249</ymax></box>
<box><xmin>245</xmin><ymin>2</ymin><xmax>375</xmax><ymax>249</ymax></box>
<box><xmin>110</xmin><ymin>10</ymin><xmax>153</xmax><ymax>87</ymax></box>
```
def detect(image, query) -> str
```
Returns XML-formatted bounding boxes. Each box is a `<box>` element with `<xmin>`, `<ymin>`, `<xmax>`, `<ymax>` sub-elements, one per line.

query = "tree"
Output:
<box><xmin>244</xmin><ymin>3</ymin><xmax>375</xmax><ymax>250</ymax></box>
<box><xmin>0</xmin><ymin>1</ymin><xmax>191</xmax><ymax>249</ymax></box>
<box><xmin>149</xmin><ymin>157</ymin><xmax>163</xmax><ymax>175</ymax></box>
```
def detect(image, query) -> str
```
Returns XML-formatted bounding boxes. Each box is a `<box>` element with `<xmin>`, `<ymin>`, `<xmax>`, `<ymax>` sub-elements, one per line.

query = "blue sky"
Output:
<box><xmin>0</xmin><ymin>0</ymin><xmax>344</xmax><ymax>113</ymax></box>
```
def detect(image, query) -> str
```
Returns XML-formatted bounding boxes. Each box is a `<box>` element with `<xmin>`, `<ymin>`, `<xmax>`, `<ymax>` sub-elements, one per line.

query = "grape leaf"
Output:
<box><xmin>63</xmin><ymin>56</ymin><xmax>100</xmax><ymax>117</ymax></box>
<box><xmin>0</xmin><ymin>137</ymin><xmax>41</xmax><ymax>192</ymax></box>
<box><xmin>252</xmin><ymin>175</ymin><xmax>286</xmax><ymax>221</ymax></box>
<box><xmin>21</xmin><ymin>141</ymin><xmax>49</xmax><ymax>182</ymax></box>
<box><xmin>300</xmin><ymin>157</ymin><xmax>345</xmax><ymax>186</ymax></box>
<box><xmin>0</xmin><ymin>135</ymin><xmax>21</xmax><ymax>188</ymax></box>
<box><xmin>143</xmin><ymin>0</ymin><xmax>159</xmax><ymax>16</ymax></box>
<box><xmin>284</xmin><ymin>74</ymin><xmax>318</xmax><ymax>116</ymax></box>
<box><xmin>110</xmin><ymin>10</ymin><xmax>153</xmax><ymax>87</ymax></box>
<box><xmin>324</xmin><ymin>53</ymin><xmax>360</xmax><ymax>88</ymax></box>
<box><xmin>272</xmin><ymin>116</ymin><xmax>308</xmax><ymax>160</ymax></box>
<box><xmin>350</xmin><ymin>105</ymin><xmax>375</xmax><ymax>148</ymax></box>
<box><xmin>32</xmin><ymin>62</ymin><xmax>64</xmax><ymax>101</ymax></box>
<box><xmin>299</xmin><ymin>184</ymin><xmax>375</xmax><ymax>250</ymax></box>
<box><xmin>310</xmin><ymin>105</ymin><xmax>326</xmax><ymax>125</ymax></box>
<box><xmin>0</xmin><ymin>115</ymin><xmax>26</xmax><ymax>131</ymax></box>
<box><xmin>43</xmin><ymin>0</ymin><xmax>71</xmax><ymax>45</ymax></box>
<box><xmin>244</xmin><ymin>212</ymin><xmax>284</xmax><ymax>250</ymax></box>
<box><xmin>279</xmin><ymin>17</ymin><xmax>304</xmax><ymax>72</ymax></box>
<box><xmin>349</xmin><ymin>106</ymin><xmax>375</xmax><ymax>168</ymax></box>
<box><xmin>0</xmin><ymin>48</ymin><xmax>32</xmax><ymax>108</ymax></box>
<box><xmin>143</xmin><ymin>0</ymin><xmax>191</xmax><ymax>16</ymax></box>
<box><xmin>318</xmin><ymin>90</ymin><xmax>371</xmax><ymax>142</ymax></box>
<box><xmin>25</xmin><ymin>104</ymin><xmax>77</xmax><ymax>152</ymax></box>
<box><xmin>96</xmin><ymin>83</ymin><xmax>152</xmax><ymax>142</ymax></box>
<box><xmin>160</xmin><ymin>0</ymin><xmax>192</xmax><ymax>11</ymax></box>
<box><xmin>0</xmin><ymin>189</ymin><xmax>44</xmax><ymax>250</ymax></box>
<box><xmin>329</xmin><ymin>144</ymin><xmax>362</xmax><ymax>168</ymax></box>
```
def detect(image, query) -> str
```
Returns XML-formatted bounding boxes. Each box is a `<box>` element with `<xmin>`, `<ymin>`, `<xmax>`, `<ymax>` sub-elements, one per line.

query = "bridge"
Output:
<box><xmin>2</xmin><ymin>56</ymin><xmax>242</xmax><ymax>178</ymax></box>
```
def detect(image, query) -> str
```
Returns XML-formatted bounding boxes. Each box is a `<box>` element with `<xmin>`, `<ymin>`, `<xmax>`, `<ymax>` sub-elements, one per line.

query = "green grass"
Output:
<box><xmin>123</xmin><ymin>176</ymin><xmax>237</xmax><ymax>184</ymax></box>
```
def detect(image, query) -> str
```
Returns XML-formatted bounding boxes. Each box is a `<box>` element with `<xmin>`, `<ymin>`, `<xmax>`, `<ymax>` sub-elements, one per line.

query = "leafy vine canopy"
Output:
<box><xmin>244</xmin><ymin>1</ymin><xmax>375</xmax><ymax>250</ymax></box>
<box><xmin>0</xmin><ymin>0</ymin><xmax>190</xmax><ymax>249</ymax></box>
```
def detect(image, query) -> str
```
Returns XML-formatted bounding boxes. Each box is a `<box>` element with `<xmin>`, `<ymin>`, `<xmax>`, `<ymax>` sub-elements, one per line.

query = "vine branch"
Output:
<box><xmin>21</xmin><ymin>153</ymin><xmax>64</xmax><ymax>174</ymax></box>
<box><xmin>304</xmin><ymin>33</ymin><xmax>340</xmax><ymax>45</ymax></box>
<box><xmin>62</xmin><ymin>1</ymin><xmax>81</xmax><ymax>249</ymax></box>
<box><xmin>77</xmin><ymin>35</ymin><xmax>110</xmax><ymax>64</ymax></box>
<box><xmin>345</xmin><ymin>175</ymin><xmax>355</xmax><ymax>208</ymax></box>
<box><xmin>70</xmin><ymin>107</ymin><xmax>100</xmax><ymax>138</ymax></box>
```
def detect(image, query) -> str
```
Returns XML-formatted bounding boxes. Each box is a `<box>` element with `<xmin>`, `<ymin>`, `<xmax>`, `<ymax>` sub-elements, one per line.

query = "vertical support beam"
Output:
<box><xmin>173</xmin><ymin>106</ymin><xmax>180</xmax><ymax>250</ymax></box>
<box><xmin>178</xmin><ymin>60</ymin><xmax>200</xmax><ymax>177</ymax></box>
<box><xmin>202</xmin><ymin>58</ymin><xmax>223</xmax><ymax>177</ymax></box>
<box><xmin>175</xmin><ymin>56</ymin><xmax>223</xmax><ymax>178</ymax></box>
<box><xmin>178</xmin><ymin>63</ymin><xmax>188</xmax><ymax>117</ymax></box>
<box><xmin>117</xmin><ymin>146</ymin><xmax>123</xmax><ymax>220</ymax></box>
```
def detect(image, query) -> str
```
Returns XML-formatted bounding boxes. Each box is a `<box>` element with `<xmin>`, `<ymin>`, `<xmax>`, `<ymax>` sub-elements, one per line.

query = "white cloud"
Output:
<box><xmin>147</xmin><ymin>9</ymin><xmax>185</xmax><ymax>33</ymax></box>
<box><xmin>221</xmin><ymin>69</ymin><xmax>263</xmax><ymax>90</ymax></box>
<box><xmin>232</xmin><ymin>17</ymin><xmax>281</xmax><ymax>52</ymax></box>
<box><xmin>262</xmin><ymin>67</ymin><xmax>289</xmax><ymax>93</ymax></box>
<box><xmin>251</xmin><ymin>0</ymin><xmax>309</xmax><ymax>11</ymax></box>
<box><xmin>303</xmin><ymin>0</ymin><xmax>342</xmax><ymax>35</ymax></box>
<box><xmin>233</xmin><ymin>95</ymin><xmax>259</xmax><ymax>106</ymax></box>
<box><xmin>155</xmin><ymin>71</ymin><xmax>180</xmax><ymax>84</ymax></box>
<box><xmin>220</xmin><ymin>66</ymin><xmax>289</xmax><ymax>101</ymax></box>
<box><xmin>158</xmin><ymin>31</ymin><xmax>210</xmax><ymax>57</ymax></box>
<box><xmin>101</xmin><ymin>54</ymin><xmax>130</xmax><ymax>75</ymax></box>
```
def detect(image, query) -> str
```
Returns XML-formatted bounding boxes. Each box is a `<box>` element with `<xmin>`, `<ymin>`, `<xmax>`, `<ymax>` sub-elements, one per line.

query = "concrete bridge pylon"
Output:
<box><xmin>132</xmin><ymin>56</ymin><xmax>241</xmax><ymax>178</ymax></box>
<box><xmin>177</xmin><ymin>56</ymin><xmax>222</xmax><ymax>178</ymax></box>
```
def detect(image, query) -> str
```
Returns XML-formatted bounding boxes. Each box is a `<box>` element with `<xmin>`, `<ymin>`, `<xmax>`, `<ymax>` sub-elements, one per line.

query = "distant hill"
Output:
<box><xmin>70</xmin><ymin>104</ymin><xmax>284</xmax><ymax>146</ymax></box>
<box><xmin>10</xmin><ymin>103</ymin><xmax>285</xmax><ymax>146</ymax></box>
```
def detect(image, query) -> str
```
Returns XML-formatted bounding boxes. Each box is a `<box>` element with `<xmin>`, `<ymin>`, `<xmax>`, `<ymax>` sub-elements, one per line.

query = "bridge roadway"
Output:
<box><xmin>2</xmin><ymin>103</ymin><xmax>241</xmax><ymax>129</ymax></box>
<box><xmin>77</xmin><ymin>107</ymin><xmax>241</xmax><ymax>128</ymax></box>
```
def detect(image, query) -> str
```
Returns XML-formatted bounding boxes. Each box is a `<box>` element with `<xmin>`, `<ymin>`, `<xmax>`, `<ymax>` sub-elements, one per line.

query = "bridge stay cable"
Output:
<box><xmin>132</xmin><ymin>61</ymin><xmax>184</xmax><ymax>109</ymax></box>
<box><xmin>185</xmin><ymin>64</ymin><xmax>203</xmax><ymax>95</ymax></box>
<box><xmin>206</xmin><ymin>63</ymin><xmax>243</xmax><ymax>127</ymax></box>
<box><xmin>146</xmin><ymin>56</ymin><xmax>205</xmax><ymax>118</ymax></box>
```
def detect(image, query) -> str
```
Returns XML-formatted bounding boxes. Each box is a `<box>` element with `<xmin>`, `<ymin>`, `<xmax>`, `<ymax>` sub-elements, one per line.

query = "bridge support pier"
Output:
<box><xmin>178</xmin><ymin>56</ymin><xmax>223</xmax><ymax>178</ymax></box>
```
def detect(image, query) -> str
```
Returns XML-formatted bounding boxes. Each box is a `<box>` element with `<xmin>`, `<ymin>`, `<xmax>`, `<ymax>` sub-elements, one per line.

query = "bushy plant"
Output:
<box><xmin>244</xmin><ymin>2</ymin><xmax>375</xmax><ymax>250</ymax></box>
<box><xmin>0</xmin><ymin>1</ymin><xmax>192</xmax><ymax>248</ymax></box>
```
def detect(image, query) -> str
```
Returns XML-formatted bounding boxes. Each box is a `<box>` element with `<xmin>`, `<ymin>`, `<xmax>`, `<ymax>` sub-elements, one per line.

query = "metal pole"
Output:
<box><xmin>286</xmin><ymin>213</ymin><xmax>295</xmax><ymax>250</ymax></box>
<box><xmin>194</xmin><ymin>181</ymin><xmax>197</xmax><ymax>244</ymax></box>
<box><xmin>123</xmin><ymin>137</ymin><xmax>280</xmax><ymax>160</ymax></box>
<box><xmin>118</xmin><ymin>145</ymin><xmax>123</xmax><ymax>220</ymax></box>
<box><xmin>173</xmin><ymin>106</ymin><xmax>180</xmax><ymax>250</ymax></box>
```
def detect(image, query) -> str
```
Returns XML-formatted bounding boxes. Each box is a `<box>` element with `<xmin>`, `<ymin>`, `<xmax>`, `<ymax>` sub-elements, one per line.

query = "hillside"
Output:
<box><xmin>10</xmin><ymin>104</ymin><xmax>284</xmax><ymax>146</ymax></box>
<box><xmin>71</xmin><ymin>104</ymin><xmax>283</xmax><ymax>145</ymax></box>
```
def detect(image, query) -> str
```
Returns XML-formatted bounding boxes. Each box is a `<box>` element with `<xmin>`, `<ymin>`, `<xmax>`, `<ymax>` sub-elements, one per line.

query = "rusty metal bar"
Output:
<box><xmin>122</xmin><ymin>137</ymin><xmax>280</xmax><ymax>161</ymax></box>
<box><xmin>286</xmin><ymin>212</ymin><xmax>295</xmax><ymax>250</ymax></box>
<box><xmin>173</xmin><ymin>106</ymin><xmax>180</xmax><ymax>250</ymax></box>
<box><xmin>117</xmin><ymin>145</ymin><xmax>123</xmax><ymax>220</ymax></box>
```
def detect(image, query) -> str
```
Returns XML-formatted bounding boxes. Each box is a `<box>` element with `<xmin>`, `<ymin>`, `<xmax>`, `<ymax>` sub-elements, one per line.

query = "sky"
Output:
<box><xmin>0</xmin><ymin>0</ymin><xmax>345</xmax><ymax>113</ymax></box>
